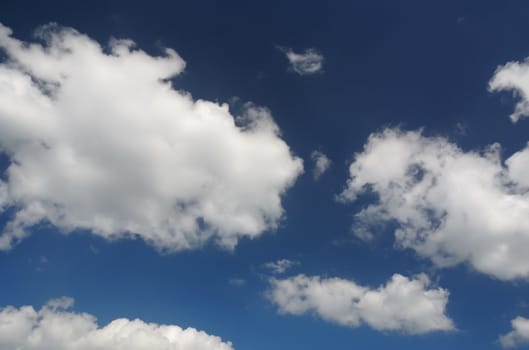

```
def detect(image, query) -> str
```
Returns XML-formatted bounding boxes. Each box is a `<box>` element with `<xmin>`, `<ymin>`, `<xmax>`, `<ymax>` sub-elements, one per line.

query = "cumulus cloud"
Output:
<box><xmin>268</xmin><ymin>273</ymin><xmax>454</xmax><ymax>334</ymax></box>
<box><xmin>500</xmin><ymin>317</ymin><xmax>529</xmax><ymax>348</ymax></box>
<box><xmin>278</xmin><ymin>47</ymin><xmax>323</xmax><ymax>75</ymax></box>
<box><xmin>340</xmin><ymin>128</ymin><xmax>529</xmax><ymax>280</ymax></box>
<box><xmin>310</xmin><ymin>150</ymin><xmax>331</xmax><ymax>180</ymax></box>
<box><xmin>264</xmin><ymin>258</ymin><xmax>299</xmax><ymax>274</ymax></box>
<box><xmin>489</xmin><ymin>57</ymin><xmax>529</xmax><ymax>122</ymax></box>
<box><xmin>0</xmin><ymin>23</ymin><xmax>303</xmax><ymax>252</ymax></box>
<box><xmin>0</xmin><ymin>298</ymin><xmax>234</xmax><ymax>350</ymax></box>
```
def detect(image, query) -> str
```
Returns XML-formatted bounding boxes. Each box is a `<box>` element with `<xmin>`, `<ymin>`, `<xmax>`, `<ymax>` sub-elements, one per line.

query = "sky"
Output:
<box><xmin>2</xmin><ymin>0</ymin><xmax>529</xmax><ymax>349</ymax></box>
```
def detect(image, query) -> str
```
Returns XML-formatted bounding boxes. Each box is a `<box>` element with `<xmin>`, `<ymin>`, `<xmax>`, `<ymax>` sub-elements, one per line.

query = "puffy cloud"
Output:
<box><xmin>0</xmin><ymin>298</ymin><xmax>234</xmax><ymax>350</ymax></box>
<box><xmin>310</xmin><ymin>150</ymin><xmax>331</xmax><ymax>180</ymax></box>
<box><xmin>500</xmin><ymin>317</ymin><xmax>529</xmax><ymax>348</ymax></box>
<box><xmin>268</xmin><ymin>273</ymin><xmax>454</xmax><ymax>334</ymax></box>
<box><xmin>264</xmin><ymin>258</ymin><xmax>299</xmax><ymax>274</ymax></box>
<box><xmin>278</xmin><ymin>47</ymin><xmax>323</xmax><ymax>75</ymax></box>
<box><xmin>341</xmin><ymin>128</ymin><xmax>529</xmax><ymax>280</ymax></box>
<box><xmin>489</xmin><ymin>57</ymin><xmax>529</xmax><ymax>122</ymax></box>
<box><xmin>0</xmin><ymin>23</ymin><xmax>303</xmax><ymax>252</ymax></box>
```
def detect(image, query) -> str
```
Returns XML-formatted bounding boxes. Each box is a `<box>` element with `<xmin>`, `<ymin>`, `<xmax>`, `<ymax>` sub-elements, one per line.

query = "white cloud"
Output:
<box><xmin>0</xmin><ymin>298</ymin><xmax>234</xmax><ymax>350</ymax></box>
<box><xmin>341</xmin><ymin>128</ymin><xmax>529</xmax><ymax>280</ymax></box>
<box><xmin>489</xmin><ymin>57</ymin><xmax>529</xmax><ymax>122</ymax></box>
<box><xmin>310</xmin><ymin>150</ymin><xmax>331</xmax><ymax>180</ymax></box>
<box><xmin>279</xmin><ymin>47</ymin><xmax>323</xmax><ymax>75</ymax></box>
<box><xmin>264</xmin><ymin>259</ymin><xmax>299</xmax><ymax>274</ymax></box>
<box><xmin>268</xmin><ymin>273</ymin><xmax>454</xmax><ymax>334</ymax></box>
<box><xmin>500</xmin><ymin>317</ymin><xmax>529</xmax><ymax>348</ymax></box>
<box><xmin>0</xmin><ymin>23</ymin><xmax>303</xmax><ymax>252</ymax></box>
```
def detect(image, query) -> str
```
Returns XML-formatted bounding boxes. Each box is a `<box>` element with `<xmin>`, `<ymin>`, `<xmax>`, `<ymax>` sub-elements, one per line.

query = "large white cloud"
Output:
<box><xmin>0</xmin><ymin>23</ymin><xmax>303</xmax><ymax>252</ymax></box>
<box><xmin>0</xmin><ymin>298</ymin><xmax>234</xmax><ymax>350</ymax></box>
<box><xmin>489</xmin><ymin>57</ymin><xmax>529</xmax><ymax>122</ymax></box>
<box><xmin>340</xmin><ymin>128</ymin><xmax>529</xmax><ymax>280</ymax></box>
<box><xmin>268</xmin><ymin>273</ymin><xmax>454</xmax><ymax>334</ymax></box>
<box><xmin>500</xmin><ymin>317</ymin><xmax>529</xmax><ymax>348</ymax></box>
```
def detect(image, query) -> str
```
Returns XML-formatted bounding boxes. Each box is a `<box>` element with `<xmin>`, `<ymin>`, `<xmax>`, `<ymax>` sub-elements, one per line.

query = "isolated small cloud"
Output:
<box><xmin>268</xmin><ymin>273</ymin><xmax>454</xmax><ymax>334</ymax></box>
<box><xmin>279</xmin><ymin>47</ymin><xmax>323</xmax><ymax>75</ymax></box>
<box><xmin>489</xmin><ymin>56</ymin><xmax>529</xmax><ymax>122</ymax></box>
<box><xmin>0</xmin><ymin>298</ymin><xmax>234</xmax><ymax>350</ymax></box>
<box><xmin>264</xmin><ymin>259</ymin><xmax>299</xmax><ymax>274</ymax></box>
<box><xmin>228</xmin><ymin>278</ymin><xmax>246</xmax><ymax>287</ymax></box>
<box><xmin>311</xmin><ymin>150</ymin><xmax>331</xmax><ymax>179</ymax></box>
<box><xmin>89</xmin><ymin>244</ymin><xmax>100</xmax><ymax>255</ymax></box>
<box><xmin>455</xmin><ymin>122</ymin><xmax>468</xmax><ymax>135</ymax></box>
<box><xmin>0</xmin><ymin>23</ymin><xmax>303</xmax><ymax>252</ymax></box>
<box><xmin>45</xmin><ymin>296</ymin><xmax>74</xmax><ymax>310</ymax></box>
<box><xmin>341</xmin><ymin>128</ymin><xmax>529</xmax><ymax>280</ymax></box>
<box><xmin>500</xmin><ymin>317</ymin><xmax>529</xmax><ymax>348</ymax></box>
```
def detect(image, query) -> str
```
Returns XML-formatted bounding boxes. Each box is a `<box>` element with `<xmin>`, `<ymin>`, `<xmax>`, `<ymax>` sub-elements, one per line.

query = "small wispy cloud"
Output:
<box><xmin>228</xmin><ymin>278</ymin><xmax>246</xmax><ymax>287</ymax></box>
<box><xmin>311</xmin><ymin>150</ymin><xmax>331</xmax><ymax>180</ymax></box>
<box><xmin>278</xmin><ymin>47</ymin><xmax>324</xmax><ymax>75</ymax></box>
<box><xmin>264</xmin><ymin>259</ymin><xmax>299</xmax><ymax>274</ymax></box>
<box><xmin>89</xmin><ymin>245</ymin><xmax>100</xmax><ymax>255</ymax></box>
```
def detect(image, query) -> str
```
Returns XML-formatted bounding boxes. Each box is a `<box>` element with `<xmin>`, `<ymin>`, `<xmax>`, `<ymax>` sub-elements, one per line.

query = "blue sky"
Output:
<box><xmin>2</xmin><ymin>1</ymin><xmax>529</xmax><ymax>349</ymax></box>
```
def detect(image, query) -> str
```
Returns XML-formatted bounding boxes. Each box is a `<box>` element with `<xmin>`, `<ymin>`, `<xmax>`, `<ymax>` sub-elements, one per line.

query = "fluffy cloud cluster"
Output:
<box><xmin>341</xmin><ymin>128</ymin><xmax>529</xmax><ymax>280</ymax></box>
<box><xmin>0</xmin><ymin>298</ymin><xmax>234</xmax><ymax>350</ymax></box>
<box><xmin>268</xmin><ymin>273</ymin><xmax>454</xmax><ymax>334</ymax></box>
<box><xmin>500</xmin><ymin>317</ymin><xmax>529</xmax><ymax>348</ymax></box>
<box><xmin>278</xmin><ymin>47</ymin><xmax>324</xmax><ymax>75</ymax></box>
<box><xmin>0</xmin><ymin>23</ymin><xmax>303</xmax><ymax>251</ymax></box>
<box><xmin>489</xmin><ymin>57</ymin><xmax>529</xmax><ymax>122</ymax></box>
<box><xmin>310</xmin><ymin>150</ymin><xmax>331</xmax><ymax>180</ymax></box>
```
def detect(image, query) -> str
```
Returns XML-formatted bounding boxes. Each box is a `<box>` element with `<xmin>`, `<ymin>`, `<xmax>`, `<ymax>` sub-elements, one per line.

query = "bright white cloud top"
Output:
<box><xmin>310</xmin><ymin>150</ymin><xmax>331</xmax><ymax>180</ymax></box>
<box><xmin>279</xmin><ymin>47</ymin><xmax>324</xmax><ymax>75</ymax></box>
<box><xmin>0</xmin><ymin>23</ymin><xmax>303</xmax><ymax>252</ymax></box>
<box><xmin>268</xmin><ymin>273</ymin><xmax>454</xmax><ymax>334</ymax></box>
<box><xmin>0</xmin><ymin>298</ymin><xmax>234</xmax><ymax>350</ymax></box>
<box><xmin>341</xmin><ymin>128</ymin><xmax>529</xmax><ymax>281</ymax></box>
<box><xmin>500</xmin><ymin>317</ymin><xmax>529</xmax><ymax>348</ymax></box>
<box><xmin>489</xmin><ymin>57</ymin><xmax>529</xmax><ymax>122</ymax></box>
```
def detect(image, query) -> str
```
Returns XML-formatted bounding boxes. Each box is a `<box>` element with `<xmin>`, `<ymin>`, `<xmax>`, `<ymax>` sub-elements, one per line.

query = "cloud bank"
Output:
<box><xmin>0</xmin><ymin>298</ymin><xmax>234</xmax><ymax>350</ymax></box>
<box><xmin>0</xmin><ymin>23</ymin><xmax>303</xmax><ymax>252</ymax></box>
<box><xmin>268</xmin><ymin>273</ymin><xmax>454</xmax><ymax>334</ymax></box>
<box><xmin>341</xmin><ymin>128</ymin><xmax>529</xmax><ymax>280</ymax></box>
<box><xmin>279</xmin><ymin>47</ymin><xmax>323</xmax><ymax>75</ymax></box>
